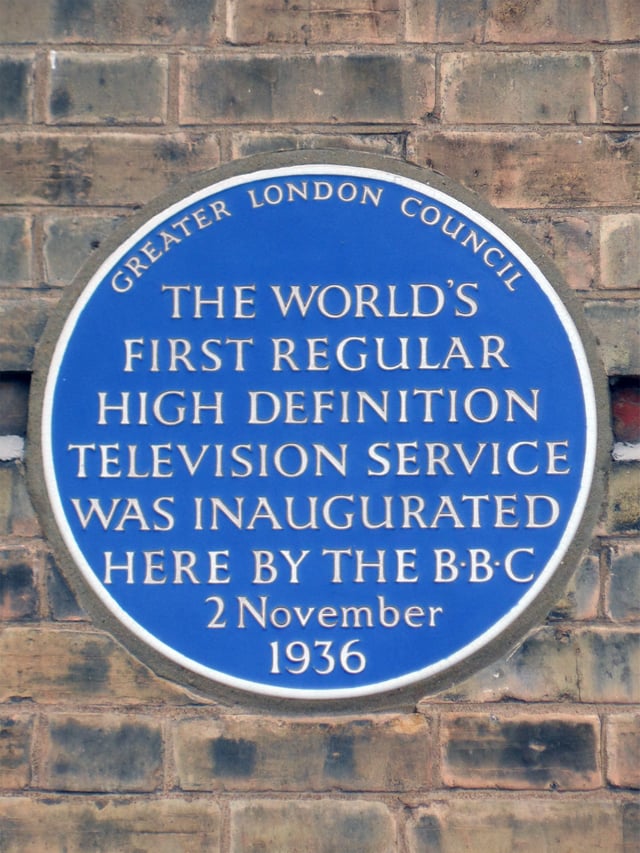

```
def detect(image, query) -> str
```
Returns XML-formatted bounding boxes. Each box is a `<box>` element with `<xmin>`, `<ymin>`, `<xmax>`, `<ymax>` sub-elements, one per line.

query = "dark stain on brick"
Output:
<box><xmin>493</xmin><ymin>0</ymin><xmax>538</xmax><ymax>25</ymax></box>
<box><xmin>623</xmin><ymin>802</ymin><xmax>640</xmax><ymax>852</ymax></box>
<box><xmin>50</xmin><ymin>87</ymin><xmax>72</xmax><ymax>117</ymax></box>
<box><xmin>43</xmin><ymin>143</ymin><xmax>93</xmax><ymax>202</ymax></box>
<box><xmin>66</xmin><ymin>640</ymin><xmax>110</xmax><ymax>689</ymax></box>
<box><xmin>448</xmin><ymin>719</ymin><xmax>597</xmax><ymax>785</ymax></box>
<box><xmin>0</xmin><ymin>60</ymin><xmax>28</xmax><ymax>121</ymax></box>
<box><xmin>0</xmin><ymin>561</ymin><xmax>37</xmax><ymax>620</ymax></box>
<box><xmin>46</xmin><ymin>554</ymin><xmax>84</xmax><ymax>620</ymax></box>
<box><xmin>54</xmin><ymin>0</ymin><xmax>95</xmax><ymax>36</ymax></box>
<box><xmin>0</xmin><ymin>716</ymin><xmax>31</xmax><ymax>770</ymax></box>
<box><xmin>501</xmin><ymin>721</ymin><xmax>597</xmax><ymax>778</ymax></box>
<box><xmin>324</xmin><ymin>733</ymin><xmax>356</xmax><ymax>778</ymax></box>
<box><xmin>414</xmin><ymin>813</ymin><xmax>442</xmax><ymax>850</ymax></box>
<box><xmin>343</xmin><ymin>55</ymin><xmax>403</xmax><ymax>118</ymax></box>
<box><xmin>171</xmin><ymin>0</ymin><xmax>215</xmax><ymax>29</ymax></box>
<box><xmin>155</xmin><ymin>139</ymin><xmax>189</xmax><ymax>163</ymax></box>
<box><xmin>50</xmin><ymin>719</ymin><xmax>162</xmax><ymax>786</ymax></box>
<box><xmin>211</xmin><ymin>736</ymin><xmax>257</xmax><ymax>776</ymax></box>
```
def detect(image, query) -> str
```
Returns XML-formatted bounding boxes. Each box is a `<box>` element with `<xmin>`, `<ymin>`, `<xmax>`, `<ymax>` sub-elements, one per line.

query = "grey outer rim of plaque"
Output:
<box><xmin>27</xmin><ymin>149</ymin><xmax>609</xmax><ymax>713</ymax></box>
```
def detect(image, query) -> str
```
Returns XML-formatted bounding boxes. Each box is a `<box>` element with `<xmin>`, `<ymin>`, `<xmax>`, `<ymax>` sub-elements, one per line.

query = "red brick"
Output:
<box><xmin>406</xmin><ymin>799</ymin><xmax>622</xmax><ymax>852</ymax></box>
<box><xmin>180</xmin><ymin>53</ymin><xmax>434</xmax><ymax>124</ymax></box>
<box><xmin>601</xmin><ymin>214</ymin><xmax>640</xmax><ymax>290</ymax></box>
<box><xmin>174</xmin><ymin>713</ymin><xmax>430</xmax><ymax>792</ymax></box>
<box><xmin>0</xmin><ymin>797</ymin><xmax>221</xmax><ymax>851</ymax></box>
<box><xmin>0</xmin><ymin>714</ymin><xmax>34</xmax><ymax>789</ymax></box>
<box><xmin>230</xmin><ymin>800</ymin><xmax>396</xmax><ymax>852</ymax></box>
<box><xmin>611</xmin><ymin>384</ymin><xmax>640</xmax><ymax>445</ymax></box>
<box><xmin>408</xmin><ymin>131</ymin><xmax>640</xmax><ymax>208</ymax></box>
<box><xmin>606</xmin><ymin>713</ymin><xmax>640</xmax><ymax>788</ymax></box>
<box><xmin>0</xmin><ymin>132</ymin><xmax>220</xmax><ymax>207</ymax></box>
<box><xmin>41</xmin><ymin>713</ymin><xmax>163</xmax><ymax>792</ymax></box>
<box><xmin>441</xmin><ymin>52</ymin><xmax>596</xmax><ymax>124</ymax></box>
<box><xmin>441</xmin><ymin>713</ymin><xmax>601</xmax><ymax>790</ymax></box>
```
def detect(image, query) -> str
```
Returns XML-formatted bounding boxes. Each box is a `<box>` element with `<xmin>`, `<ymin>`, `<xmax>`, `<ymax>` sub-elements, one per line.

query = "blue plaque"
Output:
<box><xmin>31</xmin><ymin>153</ymin><xmax>603</xmax><ymax>702</ymax></box>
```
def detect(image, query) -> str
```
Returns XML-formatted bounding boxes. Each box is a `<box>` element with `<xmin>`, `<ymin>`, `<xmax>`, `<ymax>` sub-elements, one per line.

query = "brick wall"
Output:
<box><xmin>0</xmin><ymin>1</ymin><xmax>638</xmax><ymax>850</ymax></box>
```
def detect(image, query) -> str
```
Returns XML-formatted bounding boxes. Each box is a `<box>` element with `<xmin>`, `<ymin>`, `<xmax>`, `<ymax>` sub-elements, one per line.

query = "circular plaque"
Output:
<box><xmin>29</xmin><ymin>151</ymin><xmax>605</xmax><ymax>703</ymax></box>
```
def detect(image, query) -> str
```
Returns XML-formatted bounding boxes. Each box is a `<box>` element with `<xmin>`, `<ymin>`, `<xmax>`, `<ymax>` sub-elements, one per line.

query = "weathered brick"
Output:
<box><xmin>0</xmin><ymin>714</ymin><xmax>34</xmax><ymax>789</ymax></box>
<box><xmin>517</xmin><ymin>213</ymin><xmax>595</xmax><ymax>290</ymax></box>
<box><xmin>0</xmin><ymin>797</ymin><xmax>221</xmax><ymax>852</ymax></box>
<box><xmin>441</xmin><ymin>713</ymin><xmax>601</xmax><ymax>790</ymax></box>
<box><xmin>546</xmin><ymin>552</ymin><xmax>600</xmax><ymax>622</ymax></box>
<box><xmin>42</xmin><ymin>213</ymin><xmax>124</xmax><ymax>287</ymax></box>
<box><xmin>0</xmin><ymin>57</ymin><xmax>30</xmax><ymax>122</ymax></box>
<box><xmin>577</xmin><ymin>627</ymin><xmax>640</xmax><ymax>702</ymax></box>
<box><xmin>601</xmin><ymin>214</ymin><xmax>640</xmax><ymax>290</ymax></box>
<box><xmin>0</xmin><ymin>215</ymin><xmax>31</xmax><ymax>287</ymax></box>
<box><xmin>442</xmin><ymin>52</ymin><xmax>596</xmax><ymax>124</ymax></box>
<box><xmin>231</xmin><ymin>130</ymin><xmax>405</xmax><ymax>160</ymax></box>
<box><xmin>230</xmin><ymin>800</ymin><xmax>396</xmax><ymax>853</ymax></box>
<box><xmin>0</xmin><ymin>548</ymin><xmax>38</xmax><ymax>621</ymax></box>
<box><xmin>46</xmin><ymin>552</ymin><xmax>86</xmax><ymax>620</ymax></box>
<box><xmin>0</xmin><ymin>132</ymin><xmax>220</xmax><ymax>207</ymax></box>
<box><xmin>607</xmin><ymin>465</ymin><xmax>640</xmax><ymax>532</ymax></box>
<box><xmin>0</xmin><ymin>464</ymin><xmax>40</xmax><ymax>537</ymax></box>
<box><xmin>484</xmin><ymin>0</ymin><xmax>640</xmax><ymax>44</ymax></box>
<box><xmin>603</xmin><ymin>50</ymin><xmax>640</xmax><ymax>124</ymax></box>
<box><xmin>606</xmin><ymin>541</ymin><xmax>640</xmax><ymax>622</ymax></box>
<box><xmin>47</xmin><ymin>53</ymin><xmax>167</xmax><ymax>125</ymax></box>
<box><xmin>606</xmin><ymin>713</ymin><xmax>640</xmax><ymax>788</ymax></box>
<box><xmin>228</xmin><ymin>0</ymin><xmax>399</xmax><ymax>44</ymax></box>
<box><xmin>0</xmin><ymin>627</ymin><xmax>197</xmax><ymax>705</ymax></box>
<box><xmin>0</xmin><ymin>294</ymin><xmax>56</xmax><ymax>372</ymax></box>
<box><xmin>227</xmin><ymin>0</ymin><xmax>309</xmax><ymax>44</ymax></box>
<box><xmin>585</xmin><ymin>301</ymin><xmax>640</xmax><ymax>375</ymax></box>
<box><xmin>406</xmin><ymin>799</ymin><xmax>622</xmax><ymax>853</ymax></box>
<box><xmin>406</xmin><ymin>0</ymin><xmax>482</xmax><ymax>43</ymax></box>
<box><xmin>0</xmin><ymin>0</ymin><xmax>218</xmax><ymax>45</ymax></box>
<box><xmin>0</xmin><ymin>373</ymin><xmax>30</xmax><ymax>435</ymax></box>
<box><xmin>180</xmin><ymin>53</ymin><xmax>434</xmax><ymax>124</ymax></box>
<box><xmin>41</xmin><ymin>713</ymin><xmax>163</xmax><ymax>792</ymax></box>
<box><xmin>426</xmin><ymin>626</ymin><xmax>582</xmax><ymax>703</ymax></box>
<box><xmin>624</xmin><ymin>803</ymin><xmax>640</xmax><ymax>853</ymax></box>
<box><xmin>174</xmin><ymin>714</ymin><xmax>430</xmax><ymax>792</ymax></box>
<box><xmin>408</xmin><ymin>131</ymin><xmax>640</xmax><ymax>208</ymax></box>
<box><xmin>309</xmin><ymin>0</ymin><xmax>399</xmax><ymax>44</ymax></box>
